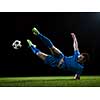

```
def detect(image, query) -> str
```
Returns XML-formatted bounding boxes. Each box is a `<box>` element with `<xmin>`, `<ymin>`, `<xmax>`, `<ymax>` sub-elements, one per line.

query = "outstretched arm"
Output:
<box><xmin>71</xmin><ymin>33</ymin><xmax>79</xmax><ymax>51</ymax></box>
<box><xmin>71</xmin><ymin>33</ymin><xmax>81</xmax><ymax>80</ymax></box>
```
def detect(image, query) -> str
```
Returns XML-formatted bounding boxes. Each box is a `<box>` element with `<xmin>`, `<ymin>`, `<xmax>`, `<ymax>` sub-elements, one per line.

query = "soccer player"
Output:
<box><xmin>27</xmin><ymin>27</ymin><xmax>89</xmax><ymax>80</ymax></box>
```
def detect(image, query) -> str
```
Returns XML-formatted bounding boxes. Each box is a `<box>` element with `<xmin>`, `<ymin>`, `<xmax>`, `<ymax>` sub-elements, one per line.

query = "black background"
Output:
<box><xmin>0</xmin><ymin>12</ymin><xmax>100</xmax><ymax>77</ymax></box>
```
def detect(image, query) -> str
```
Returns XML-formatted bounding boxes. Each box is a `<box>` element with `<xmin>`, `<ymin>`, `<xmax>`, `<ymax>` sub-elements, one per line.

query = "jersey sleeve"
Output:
<box><xmin>74</xmin><ymin>50</ymin><xmax>80</xmax><ymax>59</ymax></box>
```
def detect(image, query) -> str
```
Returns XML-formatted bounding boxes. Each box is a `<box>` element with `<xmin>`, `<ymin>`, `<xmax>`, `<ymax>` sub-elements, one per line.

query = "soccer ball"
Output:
<box><xmin>12</xmin><ymin>40</ymin><xmax>22</xmax><ymax>50</ymax></box>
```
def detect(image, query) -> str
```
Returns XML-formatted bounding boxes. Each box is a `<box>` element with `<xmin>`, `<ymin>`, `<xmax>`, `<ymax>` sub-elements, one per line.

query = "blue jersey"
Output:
<box><xmin>44</xmin><ymin>50</ymin><xmax>84</xmax><ymax>75</ymax></box>
<box><xmin>62</xmin><ymin>50</ymin><xmax>84</xmax><ymax>74</ymax></box>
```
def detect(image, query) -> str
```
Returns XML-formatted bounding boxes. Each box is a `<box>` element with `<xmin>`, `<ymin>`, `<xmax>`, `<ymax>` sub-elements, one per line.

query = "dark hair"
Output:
<box><xmin>81</xmin><ymin>53</ymin><xmax>89</xmax><ymax>63</ymax></box>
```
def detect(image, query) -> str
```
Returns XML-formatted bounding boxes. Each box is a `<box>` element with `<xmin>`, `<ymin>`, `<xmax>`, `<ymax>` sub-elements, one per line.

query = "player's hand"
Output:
<box><xmin>71</xmin><ymin>33</ymin><xmax>75</xmax><ymax>39</ymax></box>
<box><xmin>74</xmin><ymin>74</ymin><xmax>80</xmax><ymax>80</ymax></box>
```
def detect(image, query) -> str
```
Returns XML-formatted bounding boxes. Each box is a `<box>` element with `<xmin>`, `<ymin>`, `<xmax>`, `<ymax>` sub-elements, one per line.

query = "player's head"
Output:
<box><xmin>77</xmin><ymin>53</ymin><xmax>89</xmax><ymax>64</ymax></box>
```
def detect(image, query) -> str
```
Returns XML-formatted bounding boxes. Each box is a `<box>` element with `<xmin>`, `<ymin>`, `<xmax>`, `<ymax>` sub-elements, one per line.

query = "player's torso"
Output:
<box><xmin>63</xmin><ymin>56</ymin><xmax>84</xmax><ymax>73</ymax></box>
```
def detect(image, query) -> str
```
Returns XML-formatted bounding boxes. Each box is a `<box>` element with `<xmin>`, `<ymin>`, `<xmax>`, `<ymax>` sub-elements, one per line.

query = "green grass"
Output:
<box><xmin>0</xmin><ymin>76</ymin><xmax>100</xmax><ymax>87</ymax></box>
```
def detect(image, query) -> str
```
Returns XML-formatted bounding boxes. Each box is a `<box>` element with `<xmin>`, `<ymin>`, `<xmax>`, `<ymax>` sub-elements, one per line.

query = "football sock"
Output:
<box><xmin>37</xmin><ymin>33</ymin><xmax>53</xmax><ymax>48</ymax></box>
<box><xmin>30</xmin><ymin>45</ymin><xmax>40</xmax><ymax>55</ymax></box>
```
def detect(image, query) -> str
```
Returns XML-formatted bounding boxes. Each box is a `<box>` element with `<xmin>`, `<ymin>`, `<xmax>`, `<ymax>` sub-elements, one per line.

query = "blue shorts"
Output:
<box><xmin>44</xmin><ymin>53</ymin><xmax>64</xmax><ymax>68</ymax></box>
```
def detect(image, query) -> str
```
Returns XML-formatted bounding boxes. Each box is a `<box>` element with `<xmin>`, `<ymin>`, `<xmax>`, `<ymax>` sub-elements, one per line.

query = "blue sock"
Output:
<box><xmin>37</xmin><ymin>33</ymin><xmax>53</xmax><ymax>48</ymax></box>
<box><xmin>30</xmin><ymin>46</ymin><xmax>40</xmax><ymax>55</ymax></box>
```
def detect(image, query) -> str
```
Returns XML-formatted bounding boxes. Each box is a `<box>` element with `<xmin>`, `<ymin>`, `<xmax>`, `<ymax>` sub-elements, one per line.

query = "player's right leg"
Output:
<box><xmin>27</xmin><ymin>39</ymin><xmax>61</xmax><ymax>68</ymax></box>
<box><xmin>32</xmin><ymin>27</ymin><xmax>64</xmax><ymax>57</ymax></box>
<box><xmin>32</xmin><ymin>27</ymin><xmax>53</xmax><ymax>48</ymax></box>
<box><xmin>27</xmin><ymin>39</ymin><xmax>48</xmax><ymax>61</ymax></box>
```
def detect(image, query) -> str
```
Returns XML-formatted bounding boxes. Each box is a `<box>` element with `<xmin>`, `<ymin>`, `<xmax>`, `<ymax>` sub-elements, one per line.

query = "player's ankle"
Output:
<box><xmin>27</xmin><ymin>39</ymin><xmax>36</xmax><ymax>48</ymax></box>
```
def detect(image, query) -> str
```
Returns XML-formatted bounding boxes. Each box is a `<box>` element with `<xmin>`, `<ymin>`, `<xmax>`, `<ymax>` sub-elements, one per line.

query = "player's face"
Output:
<box><xmin>77</xmin><ymin>54</ymin><xmax>85</xmax><ymax>63</ymax></box>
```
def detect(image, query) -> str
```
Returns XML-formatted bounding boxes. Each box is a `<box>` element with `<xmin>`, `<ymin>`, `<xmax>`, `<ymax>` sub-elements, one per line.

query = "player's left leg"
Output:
<box><xmin>27</xmin><ymin>39</ymin><xmax>61</xmax><ymax>68</ymax></box>
<box><xmin>27</xmin><ymin>39</ymin><xmax>48</xmax><ymax>61</ymax></box>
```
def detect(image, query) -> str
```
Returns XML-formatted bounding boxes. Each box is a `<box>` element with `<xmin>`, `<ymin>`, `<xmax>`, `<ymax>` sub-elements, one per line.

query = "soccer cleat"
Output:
<box><xmin>27</xmin><ymin>39</ymin><xmax>36</xmax><ymax>48</ymax></box>
<box><xmin>32</xmin><ymin>27</ymin><xmax>40</xmax><ymax>35</ymax></box>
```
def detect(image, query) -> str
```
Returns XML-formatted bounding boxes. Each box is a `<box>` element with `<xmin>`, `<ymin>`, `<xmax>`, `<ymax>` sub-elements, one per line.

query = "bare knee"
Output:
<box><xmin>49</xmin><ymin>46</ymin><xmax>62</xmax><ymax>56</ymax></box>
<box><xmin>36</xmin><ymin>51</ymin><xmax>48</xmax><ymax>61</ymax></box>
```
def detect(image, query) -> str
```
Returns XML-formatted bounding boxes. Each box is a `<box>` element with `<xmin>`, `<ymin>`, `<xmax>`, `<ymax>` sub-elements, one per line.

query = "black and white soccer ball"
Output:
<box><xmin>12</xmin><ymin>40</ymin><xmax>22</xmax><ymax>50</ymax></box>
